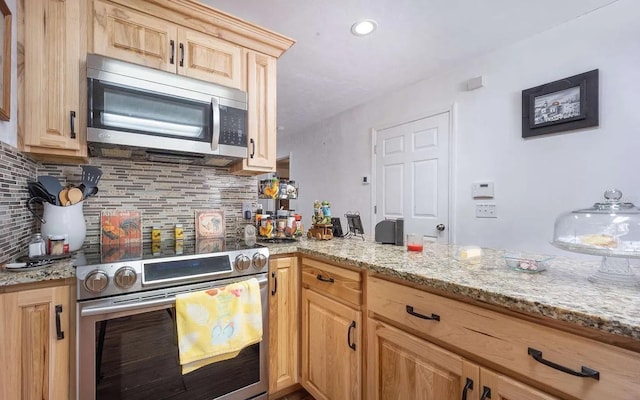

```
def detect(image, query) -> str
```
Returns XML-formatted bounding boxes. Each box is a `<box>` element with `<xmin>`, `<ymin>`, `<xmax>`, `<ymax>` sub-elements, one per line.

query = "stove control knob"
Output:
<box><xmin>235</xmin><ymin>254</ymin><xmax>251</xmax><ymax>271</ymax></box>
<box><xmin>252</xmin><ymin>253</ymin><xmax>267</xmax><ymax>269</ymax></box>
<box><xmin>114</xmin><ymin>266</ymin><xmax>137</xmax><ymax>290</ymax></box>
<box><xmin>84</xmin><ymin>270</ymin><xmax>109</xmax><ymax>293</ymax></box>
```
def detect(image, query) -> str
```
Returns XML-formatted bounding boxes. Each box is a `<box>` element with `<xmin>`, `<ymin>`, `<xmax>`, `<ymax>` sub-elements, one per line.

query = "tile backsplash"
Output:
<box><xmin>39</xmin><ymin>159</ymin><xmax>258</xmax><ymax>245</ymax></box>
<box><xmin>0</xmin><ymin>142</ymin><xmax>38</xmax><ymax>263</ymax></box>
<box><xmin>0</xmin><ymin>141</ymin><xmax>258</xmax><ymax>263</ymax></box>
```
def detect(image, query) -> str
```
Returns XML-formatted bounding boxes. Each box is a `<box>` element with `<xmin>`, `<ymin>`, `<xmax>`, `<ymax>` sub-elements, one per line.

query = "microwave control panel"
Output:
<box><xmin>219</xmin><ymin>106</ymin><xmax>248</xmax><ymax>147</ymax></box>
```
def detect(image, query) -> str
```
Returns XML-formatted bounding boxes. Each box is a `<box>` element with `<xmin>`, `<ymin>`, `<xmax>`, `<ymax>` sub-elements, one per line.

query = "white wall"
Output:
<box><xmin>279</xmin><ymin>0</ymin><xmax>640</xmax><ymax>255</ymax></box>
<box><xmin>0</xmin><ymin>0</ymin><xmax>17</xmax><ymax>147</ymax></box>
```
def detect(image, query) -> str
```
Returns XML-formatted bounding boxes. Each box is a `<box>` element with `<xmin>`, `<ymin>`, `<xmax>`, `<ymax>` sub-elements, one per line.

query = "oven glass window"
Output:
<box><xmin>95</xmin><ymin>309</ymin><xmax>260</xmax><ymax>400</ymax></box>
<box><xmin>90</xmin><ymin>79</ymin><xmax>212</xmax><ymax>142</ymax></box>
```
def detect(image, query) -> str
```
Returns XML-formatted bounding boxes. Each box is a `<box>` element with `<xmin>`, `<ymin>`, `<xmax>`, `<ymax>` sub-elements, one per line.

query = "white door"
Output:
<box><xmin>375</xmin><ymin>112</ymin><xmax>450</xmax><ymax>243</ymax></box>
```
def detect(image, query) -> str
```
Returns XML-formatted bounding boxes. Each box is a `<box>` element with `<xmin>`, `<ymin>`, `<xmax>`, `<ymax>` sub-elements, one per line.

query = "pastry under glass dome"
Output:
<box><xmin>552</xmin><ymin>189</ymin><xmax>640</xmax><ymax>286</ymax></box>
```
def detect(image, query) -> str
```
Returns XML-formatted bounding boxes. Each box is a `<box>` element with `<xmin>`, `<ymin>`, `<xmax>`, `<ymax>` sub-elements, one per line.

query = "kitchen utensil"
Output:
<box><xmin>59</xmin><ymin>187</ymin><xmax>69</xmax><ymax>206</ymax></box>
<box><xmin>27</xmin><ymin>197</ymin><xmax>48</xmax><ymax>223</ymax></box>
<box><xmin>80</xmin><ymin>165</ymin><xmax>102</xmax><ymax>197</ymax></box>
<box><xmin>27</xmin><ymin>181</ymin><xmax>57</xmax><ymax>204</ymax></box>
<box><xmin>84</xmin><ymin>186</ymin><xmax>99</xmax><ymax>199</ymax></box>
<box><xmin>67</xmin><ymin>187</ymin><xmax>83</xmax><ymax>205</ymax></box>
<box><xmin>37</xmin><ymin>176</ymin><xmax>63</xmax><ymax>205</ymax></box>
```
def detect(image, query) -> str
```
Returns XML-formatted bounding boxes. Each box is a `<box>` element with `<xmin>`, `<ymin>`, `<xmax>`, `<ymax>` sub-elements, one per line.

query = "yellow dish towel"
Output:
<box><xmin>175</xmin><ymin>277</ymin><xmax>262</xmax><ymax>374</ymax></box>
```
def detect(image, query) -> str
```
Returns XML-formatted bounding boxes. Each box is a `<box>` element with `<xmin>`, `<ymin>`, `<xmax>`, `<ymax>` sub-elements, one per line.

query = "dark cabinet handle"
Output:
<box><xmin>480</xmin><ymin>386</ymin><xmax>491</xmax><ymax>400</ymax></box>
<box><xmin>528</xmin><ymin>347</ymin><xmax>600</xmax><ymax>380</ymax></box>
<box><xmin>250</xmin><ymin>138</ymin><xmax>255</xmax><ymax>158</ymax></box>
<box><xmin>316</xmin><ymin>274</ymin><xmax>335</xmax><ymax>283</ymax></box>
<box><xmin>461</xmin><ymin>377</ymin><xmax>473</xmax><ymax>400</ymax></box>
<box><xmin>179</xmin><ymin>43</ymin><xmax>185</xmax><ymax>67</ymax></box>
<box><xmin>271</xmin><ymin>271</ymin><xmax>277</xmax><ymax>296</ymax></box>
<box><xmin>69</xmin><ymin>111</ymin><xmax>76</xmax><ymax>139</ymax></box>
<box><xmin>347</xmin><ymin>321</ymin><xmax>356</xmax><ymax>351</ymax></box>
<box><xmin>169</xmin><ymin>40</ymin><xmax>175</xmax><ymax>64</ymax></box>
<box><xmin>406</xmin><ymin>305</ymin><xmax>440</xmax><ymax>321</ymax></box>
<box><xmin>55</xmin><ymin>304</ymin><xmax>64</xmax><ymax>340</ymax></box>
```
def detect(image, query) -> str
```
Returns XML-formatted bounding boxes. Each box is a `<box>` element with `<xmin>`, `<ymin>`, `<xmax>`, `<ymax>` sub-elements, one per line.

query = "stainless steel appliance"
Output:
<box><xmin>87</xmin><ymin>54</ymin><xmax>248</xmax><ymax>167</ymax></box>
<box><xmin>76</xmin><ymin>241</ymin><xmax>269</xmax><ymax>400</ymax></box>
<box><xmin>374</xmin><ymin>218</ymin><xmax>404</xmax><ymax>246</ymax></box>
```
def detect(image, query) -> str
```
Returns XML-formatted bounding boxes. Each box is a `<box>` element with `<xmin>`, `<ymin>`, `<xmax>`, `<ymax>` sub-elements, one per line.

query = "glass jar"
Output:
<box><xmin>28</xmin><ymin>233</ymin><xmax>46</xmax><ymax>258</ymax></box>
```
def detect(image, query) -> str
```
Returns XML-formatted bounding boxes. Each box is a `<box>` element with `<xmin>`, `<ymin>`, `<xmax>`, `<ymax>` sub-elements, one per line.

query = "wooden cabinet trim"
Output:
<box><xmin>104</xmin><ymin>0</ymin><xmax>295</xmax><ymax>58</ymax></box>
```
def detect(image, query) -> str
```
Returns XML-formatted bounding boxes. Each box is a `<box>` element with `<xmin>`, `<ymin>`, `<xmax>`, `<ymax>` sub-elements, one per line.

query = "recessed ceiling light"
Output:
<box><xmin>351</xmin><ymin>19</ymin><xmax>377</xmax><ymax>36</ymax></box>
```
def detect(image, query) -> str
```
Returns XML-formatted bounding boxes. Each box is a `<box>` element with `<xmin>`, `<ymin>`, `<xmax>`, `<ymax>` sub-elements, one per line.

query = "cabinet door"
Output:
<box><xmin>480</xmin><ymin>369</ymin><xmax>560</xmax><ymax>400</ymax></box>
<box><xmin>368</xmin><ymin>318</ymin><xmax>479</xmax><ymax>400</ymax></box>
<box><xmin>19</xmin><ymin>0</ymin><xmax>86</xmax><ymax>157</ymax></box>
<box><xmin>92</xmin><ymin>0</ymin><xmax>177</xmax><ymax>72</ymax></box>
<box><xmin>268</xmin><ymin>256</ymin><xmax>300</xmax><ymax>394</ymax></box>
<box><xmin>0</xmin><ymin>286</ymin><xmax>70</xmax><ymax>400</ymax></box>
<box><xmin>178</xmin><ymin>29</ymin><xmax>243</xmax><ymax>89</ymax></box>
<box><xmin>301</xmin><ymin>288</ymin><xmax>361</xmax><ymax>400</ymax></box>
<box><xmin>231</xmin><ymin>51</ymin><xmax>277</xmax><ymax>175</ymax></box>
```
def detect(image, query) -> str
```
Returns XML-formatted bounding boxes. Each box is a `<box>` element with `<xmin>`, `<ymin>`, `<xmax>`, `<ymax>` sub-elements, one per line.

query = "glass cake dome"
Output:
<box><xmin>552</xmin><ymin>189</ymin><xmax>640</xmax><ymax>286</ymax></box>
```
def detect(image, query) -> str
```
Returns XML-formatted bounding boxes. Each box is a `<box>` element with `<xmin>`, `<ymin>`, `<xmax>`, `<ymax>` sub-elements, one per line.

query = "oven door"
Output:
<box><xmin>77</xmin><ymin>274</ymin><xmax>268</xmax><ymax>400</ymax></box>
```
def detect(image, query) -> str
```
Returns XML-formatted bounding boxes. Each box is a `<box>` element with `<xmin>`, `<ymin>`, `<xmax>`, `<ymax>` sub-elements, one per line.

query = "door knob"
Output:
<box><xmin>436</xmin><ymin>224</ymin><xmax>445</xmax><ymax>232</ymax></box>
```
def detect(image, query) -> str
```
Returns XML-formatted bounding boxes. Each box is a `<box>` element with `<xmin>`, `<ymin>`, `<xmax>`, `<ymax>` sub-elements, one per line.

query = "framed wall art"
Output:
<box><xmin>0</xmin><ymin>0</ymin><xmax>11</xmax><ymax>121</ymax></box>
<box><xmin>522</xmin><ymin>69</ymin><xmax>598</xmax><ymax>138</ymax></box>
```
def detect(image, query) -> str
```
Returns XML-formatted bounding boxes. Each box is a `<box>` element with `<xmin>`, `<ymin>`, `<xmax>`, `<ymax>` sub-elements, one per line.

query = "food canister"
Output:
<box><xmin>152</xmin><ymin>226</ymin><xmax>161</xmax><ymax>242</ymax></box>
<box><xmin>48</xmin><ymin>235</ymin><xmax>66</xmax><ymax>256</ymax></box>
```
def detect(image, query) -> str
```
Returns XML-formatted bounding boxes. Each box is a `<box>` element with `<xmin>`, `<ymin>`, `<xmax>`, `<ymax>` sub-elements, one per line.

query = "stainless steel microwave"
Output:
<box><xmin>86</xmin><ymin>54</ymin><xmax>248</xmax><ymax>167</ymax></box>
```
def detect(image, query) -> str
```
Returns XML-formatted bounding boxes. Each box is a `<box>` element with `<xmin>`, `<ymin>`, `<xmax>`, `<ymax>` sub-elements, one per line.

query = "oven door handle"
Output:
<box><xmin>80</xmin><ymin>275</ymin><xmax>268</xmax><ymax>317</ymax></box>
<box><xmin>80</xmin><ymin>296</ymin><xmax>176</xmax><ymax>317</ymax></box>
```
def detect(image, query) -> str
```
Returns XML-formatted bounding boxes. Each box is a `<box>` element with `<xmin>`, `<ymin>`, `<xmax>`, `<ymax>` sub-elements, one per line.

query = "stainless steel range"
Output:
<box><xmin>75</xmin><ymin>240</ymin><xmax>269</xmax><ymax>400</ymax></box>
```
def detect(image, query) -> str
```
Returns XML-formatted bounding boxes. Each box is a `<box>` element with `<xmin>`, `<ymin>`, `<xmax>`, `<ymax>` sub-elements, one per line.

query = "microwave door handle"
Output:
<box><xmin>211</xmin><ymin>97</ymin><xmax>220</xmax><ymax>151</ymax></box>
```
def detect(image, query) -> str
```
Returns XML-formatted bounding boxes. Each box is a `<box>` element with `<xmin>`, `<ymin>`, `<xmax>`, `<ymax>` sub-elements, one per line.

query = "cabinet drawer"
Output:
<box><xmin>368</xmin><ymin>276</ymin><xmax>640</xmax><ymax>400</ymax></box>
<box><xmin>301</xmin><ymin>258</ymin><xmax>362</xmax><ymax>307</ymax></box>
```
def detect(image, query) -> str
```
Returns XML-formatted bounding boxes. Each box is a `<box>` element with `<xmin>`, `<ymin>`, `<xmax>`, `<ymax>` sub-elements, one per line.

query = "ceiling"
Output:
<box><xmin>205</xmin><ymin>0</ymin><xmax>618</xmax><ymax>135</ymax></box>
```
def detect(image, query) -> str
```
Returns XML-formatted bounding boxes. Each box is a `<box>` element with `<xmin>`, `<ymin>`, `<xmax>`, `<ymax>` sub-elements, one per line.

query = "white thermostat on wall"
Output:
<box><xmin>472</xmin><ymin>182</ymin><xmax>494</xmax><ymax>199</ymax></box>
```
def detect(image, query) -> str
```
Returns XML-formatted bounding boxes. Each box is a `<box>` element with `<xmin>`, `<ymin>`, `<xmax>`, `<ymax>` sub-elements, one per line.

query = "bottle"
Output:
<box><xmin>28</xmin><ymin>233</ymin><xmax>46</xmax><ymax>258</ymax></box>
<box><xmin>174</xmin><ymin>224</ymin><xmax>184</xmax><ymax>240</ymax></box>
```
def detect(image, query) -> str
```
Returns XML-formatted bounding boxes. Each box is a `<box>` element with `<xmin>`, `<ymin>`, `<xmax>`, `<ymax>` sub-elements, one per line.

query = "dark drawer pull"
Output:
<box><xmin>406</xmin><ymin>305</ymin><xmax>440</xmax><ymax>321</ymax></box>
<box><xmin>316</xmin><ymin>274</ymin><xmax>335</xmax><ymax>283</ymax></box>
<box><xmin>347</xmin><ymin>320</ymin><xmax>356</xmax><ymax>351</ymax></box>
<box><xmin>461</xmin><ymin>377</ymin><xmax>473</xmax><ymax>400</ymax></box>
<box><xmin>527</xmin><ymin>347</ymin><xmax>600</xmax><ymax>380</ymax></box>
<box><xmin>480</xmin><ymin>386</ymin><xmax>491</xmax><ymax>400</ymax></box>
<box><xmin>271</xmin><ymin>271</ymin><xmax>277</xmax><ymax>296</ymax></box>
<box><xmin>55</xmin><ymin>304</ymin><xmax>64</xmax><ymax>340</ymax></box>
<box><xmin>169</xmin><ymin>40</ymin><xmax>175</xmax><ymax>64</ymax></box>
<box><xmin>69</xmin><ymin>111</ymin><xmax>76</xmax><ymax>139</ymax></box>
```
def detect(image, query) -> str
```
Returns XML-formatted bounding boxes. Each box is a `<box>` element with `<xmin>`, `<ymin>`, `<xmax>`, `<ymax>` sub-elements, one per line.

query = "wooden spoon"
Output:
<box><xmin>67</xmin><ymin>187</ymin><xmax>83</xmax><ymax>205</ymax></box>
<box><xmin>59</xmin><ymin>188</ymin><xmax>69</xmax><ymax>206</ymax></box>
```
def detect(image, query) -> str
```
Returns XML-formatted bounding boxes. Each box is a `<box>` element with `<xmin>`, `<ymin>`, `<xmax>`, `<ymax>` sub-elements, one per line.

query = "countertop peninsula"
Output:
<box><xmin>2</xmin><ymin>238</ymin><xmax>639</xmax><ymax>343</ymax></box>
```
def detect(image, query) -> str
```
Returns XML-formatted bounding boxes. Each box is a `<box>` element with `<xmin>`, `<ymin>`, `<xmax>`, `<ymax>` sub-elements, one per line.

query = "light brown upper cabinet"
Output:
<box><xmin>18</xmin><ymin>0</ymin><xmax>88</xmax><ymax>162</ymax></box>
<box><xmin>92</xmin><ymin>0</ymin><xmax>243</xmax><ymax>90</ymax></box>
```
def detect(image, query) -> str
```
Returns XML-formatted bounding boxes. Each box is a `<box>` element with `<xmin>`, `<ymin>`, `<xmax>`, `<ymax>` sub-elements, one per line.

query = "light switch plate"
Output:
<box><xmin>476</xmin><ymin>203</ymin><xmax>497</xmax><ymax>218</ymax></box>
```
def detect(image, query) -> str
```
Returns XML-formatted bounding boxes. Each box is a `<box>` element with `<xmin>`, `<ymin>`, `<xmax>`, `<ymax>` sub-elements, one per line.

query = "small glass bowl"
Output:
<box><xmin>504</xmin><ymin>253</ymin><xmax>553</xmax><ymax>273</ymax></box>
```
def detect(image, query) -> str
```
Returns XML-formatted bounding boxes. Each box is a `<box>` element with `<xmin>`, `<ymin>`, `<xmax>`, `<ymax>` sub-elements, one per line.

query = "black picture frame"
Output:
<box><xmin>345</xmin><ymin>213</ymin><xmax>364</xmax><ymax>235</ymax></box>
<box><xmin>522</xmin><ymin>69</ymin><xmax>598</xmax><ymax>138</ymax></box>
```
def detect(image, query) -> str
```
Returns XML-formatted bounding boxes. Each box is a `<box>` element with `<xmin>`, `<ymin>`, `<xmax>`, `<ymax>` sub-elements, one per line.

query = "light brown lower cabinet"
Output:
<box><xmin>269</xmin><ymin>256</ymin><xmax>300</xmax><ymax>396</ymax></box>
<box><xmin>367</xmin><ymin>318</ymin><xmax>558</xmax><ymax>400</ymax></box>
<box><xmin>0</xmin><ymin>285</ymin><xmax>71</xmax><ymax>400</ymax></box>
<box><xmin>301</xmin><ymin>287</ymin><xmax>362</xmax><ymax>400</ymax></box>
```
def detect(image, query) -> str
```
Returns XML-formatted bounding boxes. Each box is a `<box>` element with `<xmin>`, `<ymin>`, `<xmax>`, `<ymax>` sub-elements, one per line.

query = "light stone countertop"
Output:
<box><xmin>2</xmin><ymin>238</ymin><xmax>639</xmax><ymax>342</ymax></box>
<box><xmin>268</xmin><ymin>238</ymin><xmax>640</xmax><ymax>342</ymax></box>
